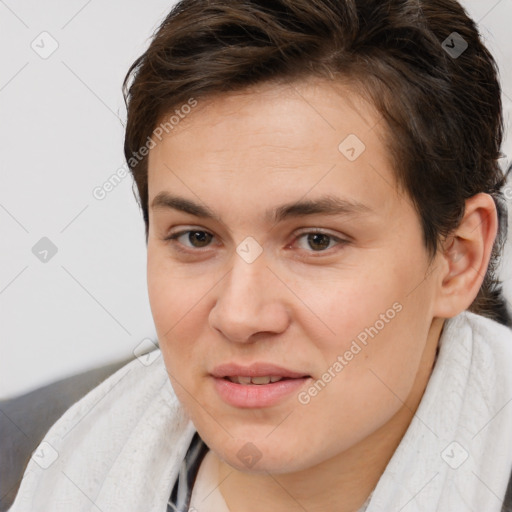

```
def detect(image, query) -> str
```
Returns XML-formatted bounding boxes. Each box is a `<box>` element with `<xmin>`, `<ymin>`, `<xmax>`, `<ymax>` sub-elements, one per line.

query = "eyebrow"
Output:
<box><xmin>150</xmin><ymin>192</ymin><xmax>373</xmax><ymax>224</ymax></box>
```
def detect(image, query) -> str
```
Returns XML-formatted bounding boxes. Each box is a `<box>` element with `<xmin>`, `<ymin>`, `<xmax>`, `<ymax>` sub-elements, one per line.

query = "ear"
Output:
<box><xmin>432</xmin><ymin>193</ymin><xmax>498</xmax><ymax>318</ymax></box>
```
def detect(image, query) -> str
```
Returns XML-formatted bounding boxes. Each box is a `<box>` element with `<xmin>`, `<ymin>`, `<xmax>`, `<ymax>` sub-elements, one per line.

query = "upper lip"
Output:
<box><xmin>211</xmin><ymin>362</ymin><xmax>310</xmax><ymax>379</ymax></box>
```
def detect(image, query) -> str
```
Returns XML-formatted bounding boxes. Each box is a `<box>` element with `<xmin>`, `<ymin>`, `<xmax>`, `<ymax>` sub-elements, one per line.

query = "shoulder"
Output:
<box><xmin>0</xmin><ymin>357</ymin><xmax>133</xmax><ymax>510</ymax></box>
<box><xmin>4</xmin><ymin>349</ymin><xmax>193</xmax><ymax>511</ymax></box>
<box><xmin>451</xmin><ymin>312</ymin><xmax>512</xmax><ymax>512</ymax></box>
<box><xmin>443</xmin><ymin>310</ymin><xmax>512</xmax><ymax>354</ymax></box>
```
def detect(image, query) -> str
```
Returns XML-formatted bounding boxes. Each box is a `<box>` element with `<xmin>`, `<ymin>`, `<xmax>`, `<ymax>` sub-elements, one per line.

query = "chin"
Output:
<box><xmin>204</xmin><ymin>428</ymin><xmax>315</xmax><ymax>474</ymax></box>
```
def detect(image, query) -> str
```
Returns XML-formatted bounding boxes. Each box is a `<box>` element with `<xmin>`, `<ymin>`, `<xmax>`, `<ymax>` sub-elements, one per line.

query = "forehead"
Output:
<box><xmin>146</xmin><ymin>78</ymin><xmax>403</xmax><ymax>222</ymax></box>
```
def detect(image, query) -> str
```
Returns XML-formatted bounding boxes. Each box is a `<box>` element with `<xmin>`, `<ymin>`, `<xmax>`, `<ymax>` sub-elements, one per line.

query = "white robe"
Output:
<box><xmin>8</xmin><ymin>311</ymin><xmax>512</xmax><ymax>511</ymax></box>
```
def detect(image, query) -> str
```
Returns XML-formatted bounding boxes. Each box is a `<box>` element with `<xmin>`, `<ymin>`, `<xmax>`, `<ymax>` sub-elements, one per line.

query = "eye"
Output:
<box><xmin>292</xmin><ymin>230</ymin><xmax>348</xmax><ymax>253</ymax></box>
<box><xmin>165</xmin><ymin>229</ymin><xmax>215</xmax><ymax>250</ymax></box>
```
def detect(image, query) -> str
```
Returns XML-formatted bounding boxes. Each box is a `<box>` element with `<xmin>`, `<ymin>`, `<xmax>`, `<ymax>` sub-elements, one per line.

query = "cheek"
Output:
<box><xmin>147</xmin><ymin>246</ymin><xmax>205</xmax><ymax>334</ymax></box>
<box><xmin>298</xmin><ymin>256</ymin><xmax>433</xmax><ymax>400</ymax></box>
<box><xmin>293</xmin><ymin>263</ymin><xmax>405</xmax><ymax>351</ymax></box>
<box><xmin>295</xmin><ymin>303</ymin><xmax>429</xmax><ymax>456</ymax></box>
<box><xmin>146</xmin><ymin>249</ymin><xmax>226</xmax><ymax>405</ymax></box>
<box><xmin>147</xmin><ymin>252</ymin><xmax>199</xmax><ymax>369</ymax></box>
<box><xmin>147</xmin><ymin>264</ymin><xmax>209</xmax><ymax>418</ymax></box>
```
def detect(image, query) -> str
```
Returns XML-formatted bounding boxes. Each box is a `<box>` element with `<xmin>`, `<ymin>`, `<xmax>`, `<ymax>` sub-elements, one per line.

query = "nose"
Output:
<box><xmin>208</xmin><ymin>249</ymin><xmax>290</xmax><ymax>344</ymax></box>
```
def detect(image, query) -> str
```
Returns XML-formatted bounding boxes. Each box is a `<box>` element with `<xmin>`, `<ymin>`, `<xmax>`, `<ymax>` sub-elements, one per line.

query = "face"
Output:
<box><xmin>146</xmin><ymin>78</ymin><xmax>441</xmax><ymax>474</ymax></box>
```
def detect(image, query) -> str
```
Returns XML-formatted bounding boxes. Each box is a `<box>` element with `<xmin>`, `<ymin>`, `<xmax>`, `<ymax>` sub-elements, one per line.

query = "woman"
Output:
<box><xmin>8</xmin><ymin>0</ymin><xmax>512</xmax><ymax>510</ymax></box>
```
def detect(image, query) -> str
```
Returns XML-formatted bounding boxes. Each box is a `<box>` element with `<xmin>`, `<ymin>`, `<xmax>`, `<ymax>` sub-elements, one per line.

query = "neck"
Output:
<box><xmin>214</xmin><ymin>317</ymin><xmax>444</xmax><ymax>512</ymax></box>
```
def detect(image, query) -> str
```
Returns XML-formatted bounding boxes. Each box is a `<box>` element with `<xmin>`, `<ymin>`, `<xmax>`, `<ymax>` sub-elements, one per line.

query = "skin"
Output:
<box><xmin>146</xmin><ymin>77</ymin><xmax>497</xmax><ymax>512</ymax></box>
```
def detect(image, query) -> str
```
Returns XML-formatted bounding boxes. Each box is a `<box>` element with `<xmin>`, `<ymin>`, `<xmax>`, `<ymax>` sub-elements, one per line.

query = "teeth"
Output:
<box><xmin>227</xmin><ymin>376</ymin><xmax>284</xmax><ymax>385</ymax></box>
<box><xmin>251</xmin><ymin>376</ymin><xmax>272</xmax><ymax>385</ymax></box>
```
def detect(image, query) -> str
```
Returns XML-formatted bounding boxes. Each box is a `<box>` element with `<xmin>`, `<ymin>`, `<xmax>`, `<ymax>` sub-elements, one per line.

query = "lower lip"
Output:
<box><xmin>212</xmin><ymin>376</ymin><xmax>311</xmax><ymax>408</ymax></box>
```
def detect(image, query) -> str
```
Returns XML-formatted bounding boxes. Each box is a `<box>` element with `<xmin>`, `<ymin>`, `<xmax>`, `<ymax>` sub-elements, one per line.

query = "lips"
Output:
<box><xmin>211</xmin><ymin>362</ymin><xmax>311</xmax><ymax>381</ymax></box>
<box><xmin>210</xmin><ymin>362</ymin><xmax>312</xmax><ymax>407</ymax></box>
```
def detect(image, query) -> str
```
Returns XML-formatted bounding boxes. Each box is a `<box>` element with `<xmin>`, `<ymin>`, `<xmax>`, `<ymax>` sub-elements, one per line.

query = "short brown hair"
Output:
<box><xmin>122</xmin><ymin>0</ymin><xmax>511</xmax><ymax>326</ymax></box>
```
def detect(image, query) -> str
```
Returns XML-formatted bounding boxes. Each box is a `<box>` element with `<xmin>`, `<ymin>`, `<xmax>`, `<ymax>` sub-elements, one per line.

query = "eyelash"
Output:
<box><xmin>163</xmin><ymin>228</ymin><xmax>349</xmax><ymax>257</ymax></box>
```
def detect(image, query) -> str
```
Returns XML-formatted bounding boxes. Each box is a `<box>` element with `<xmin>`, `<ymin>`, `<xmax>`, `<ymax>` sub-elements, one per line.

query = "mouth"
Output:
<box><xmin>223</xmin><ymin>375</ymin><xmax>307</xmax><ymax>385</ymax></box>
<box><xmin>211</xmin><ymin>361</ymin><xmax>311</xmax><ymax>381</ymax></box>
<box><xmin>210</xmin><ymin>362</ymin><xmax>312</xmax><ymax>408</ymax></box>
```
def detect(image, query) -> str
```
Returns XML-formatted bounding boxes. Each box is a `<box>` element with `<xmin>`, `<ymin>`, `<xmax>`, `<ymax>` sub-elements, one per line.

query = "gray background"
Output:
<box><xmin>1</xmin><ymin>0</ymin><xmax>511</xmax><ymax>399</ymax></box>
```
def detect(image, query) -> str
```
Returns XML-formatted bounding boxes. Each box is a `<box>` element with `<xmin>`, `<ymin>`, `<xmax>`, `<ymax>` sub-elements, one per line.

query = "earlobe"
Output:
<box><xmin>433</xmin><ymin>193</ymin><xmax>498</xmax><ymax>318</ymax></box>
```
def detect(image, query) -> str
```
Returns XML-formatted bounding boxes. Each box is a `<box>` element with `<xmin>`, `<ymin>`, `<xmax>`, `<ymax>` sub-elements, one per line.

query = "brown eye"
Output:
<box><xmin>306</xmin><ymin>233</ymin><xmax>332</xmax><ymax>251</ymax></box>
<box><xmin>294</xmin><ymin>231</ymin><xmax>345</xmax><ymax>253</ymax></box>
<box><xmin>187</xmin><ymin>231</ymin><xmax>213</xmax><ymax>248</ymax></box>
<box><xmin>165</xmin><ymin>230</ymin><xmax>214</xmax><ymax>249</ymax></box>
